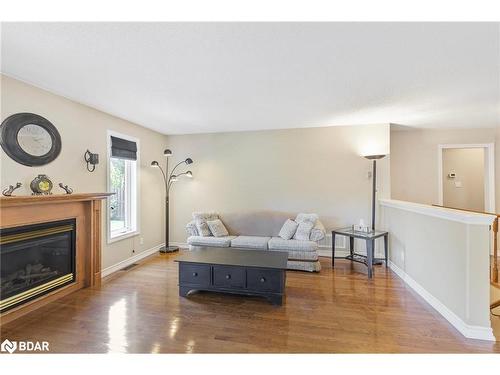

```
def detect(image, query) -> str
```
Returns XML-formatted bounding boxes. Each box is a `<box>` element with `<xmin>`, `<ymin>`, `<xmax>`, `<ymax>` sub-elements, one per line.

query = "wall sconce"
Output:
<box><xmin>84</xmin><ymin>150</ymin><xmax>99</xmax><ymax>172</ymax></box>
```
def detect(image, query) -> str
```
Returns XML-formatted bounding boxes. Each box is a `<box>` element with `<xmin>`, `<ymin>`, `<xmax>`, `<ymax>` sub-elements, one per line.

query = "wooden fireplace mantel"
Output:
<box><xmin>0</xmin><ymin>192</ymin><xmax>113</xmax><ymax>207</ymax></box>
<box><xmin>0</xmin><ymin>192</ymin><xmax>113</xmax><ymax>325</ymax></box>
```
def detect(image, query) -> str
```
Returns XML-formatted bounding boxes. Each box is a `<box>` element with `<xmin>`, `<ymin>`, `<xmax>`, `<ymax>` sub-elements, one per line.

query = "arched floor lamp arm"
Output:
<box><xmin>156</xmin><ymin>164</ymin><xmax>168</xmax><ymax>188</ymax></box>
<box><xmin>168</xmin><ymin>160</ymin><xmax>187</xmax><ymax>182</ymax></box>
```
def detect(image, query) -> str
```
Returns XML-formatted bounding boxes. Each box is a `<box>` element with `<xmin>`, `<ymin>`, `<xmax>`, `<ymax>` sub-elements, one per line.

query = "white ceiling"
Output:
<box><xmin>1</xmin><ymin>22</ymin><xmax>499</xmax><ymax>135</ymax></box>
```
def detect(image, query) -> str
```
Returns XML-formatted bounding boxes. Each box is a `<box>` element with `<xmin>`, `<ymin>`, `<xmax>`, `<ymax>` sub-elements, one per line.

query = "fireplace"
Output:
<box><xmin>0</xmin><ymin>219</ymin><xmax>76</xmax><ymax>313</ymax></box>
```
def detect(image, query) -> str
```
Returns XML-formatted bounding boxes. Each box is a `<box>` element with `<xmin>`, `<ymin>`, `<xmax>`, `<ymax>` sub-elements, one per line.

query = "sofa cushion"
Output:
<box><xmin>268</xmin><ymin>237</ymin><xmax>318</xmax><ymax>252</ymax></box>
<box><xmin>207</xmin><ymin>219</ymin><xmax>229</xmax><ymax>237</ymax></box>
<box><xmin>293</xmin><ymin>221</ymin><xmax>314</xmax><ymax>241</ymax></box>
<box><xmin>278</xmin><ymin>219</ymin><xmax>299</xmax><ymax>240</ymax></box>
<box><xmin>268</xmin><ymin>248</ymin><xmax>319</xmax><ymax>261</ymax></box>
<box><xmin>192</xmin><ymin>212</ymin><xmax>219</xmax><ymax>221</ymax></box>
<box><xmin>287</xmin><ymin>260</ymin><xmax>321</xmax><ymax>272</ymax></box>
<box><xmin>187</xmin><ymin>235</ymin><xmax>236</xmax><ymax>248</ymax></box>
<box><xmin>231</xmin><ymin>235</ymin><xmax>271</xmax><ymax>250</ymax></box>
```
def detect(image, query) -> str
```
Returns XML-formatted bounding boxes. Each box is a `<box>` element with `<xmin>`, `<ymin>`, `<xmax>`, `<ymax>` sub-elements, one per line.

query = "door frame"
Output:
<box><xmin>437</xmin><ymin>143</ymin><xmax>495</xmax><ymax>213</ymax></box>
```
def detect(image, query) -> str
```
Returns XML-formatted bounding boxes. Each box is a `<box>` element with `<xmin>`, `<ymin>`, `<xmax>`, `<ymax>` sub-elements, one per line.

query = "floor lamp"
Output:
<box><xmin>364</xmin><ymin>154</ymin><xmax>386</xmax><ymax>265</ymax></box>
<box><xmin>364</xmin><ymin>154</ymin><xmax>386</xmax><ymax>231</ymax></box>
<box><xmin>151</xmin><ymin>149</ymin><xmax>193</xmax><ymax>253</ymax></box>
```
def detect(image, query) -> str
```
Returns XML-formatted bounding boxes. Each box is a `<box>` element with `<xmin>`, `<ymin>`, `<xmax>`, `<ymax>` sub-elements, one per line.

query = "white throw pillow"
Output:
<box><xmin>196</xmin><ymin>220</ymin><xmax>212</xmax><ymax>237</ymax></box>
<box><xmin>293</xmin><ymin>221</ymin><xmax>314</xmax><ymax>241</ymax></box>
<box><xmin>206</xmin><ymin>219</ymin><xmax>229</xmax><ymax>237</ymax></box>
<box><xmin>192</xmin><ymin>212</ymin><xmax>219</xmax><ymax>237</ymax></box>
<box><xmin>279</xmin><ymin>219</ymin><xmax>299</xmax><ymax>240</ymax></box>
<box><xmin>310</xmin><ymin>228</ymin><xmax>325</xmax><ymax>241</ymax></box>
<box><xmin>186</xmin><ymin>221</ymin><xmax>199</xmax><ymax>237</ymax></box>
<box><xmin>310</xmin><ymin>220</ymin><xmax>326</xmax><ymax>241</ymax></box>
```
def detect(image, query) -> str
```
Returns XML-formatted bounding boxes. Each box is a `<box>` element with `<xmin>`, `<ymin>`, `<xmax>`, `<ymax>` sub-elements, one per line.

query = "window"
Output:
<box><xmin>107</xmin><ymin>132</ymin><xmax>139</xmax><ymax>242</ymax></box>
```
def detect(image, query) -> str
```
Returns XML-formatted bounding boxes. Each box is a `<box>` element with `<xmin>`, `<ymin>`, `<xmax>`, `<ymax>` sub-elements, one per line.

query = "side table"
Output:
<box><xmin>332</xmin><ymin>227</ymin><xmax>389</xmax><ymax>278</ymax></box>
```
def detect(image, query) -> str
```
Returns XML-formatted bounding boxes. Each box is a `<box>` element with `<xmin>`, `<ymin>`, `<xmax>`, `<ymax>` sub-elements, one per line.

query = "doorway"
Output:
<box><xmin>438</xmin><ymin>144</ymin><xmax>495</xmax><ymax>213</ymax></box>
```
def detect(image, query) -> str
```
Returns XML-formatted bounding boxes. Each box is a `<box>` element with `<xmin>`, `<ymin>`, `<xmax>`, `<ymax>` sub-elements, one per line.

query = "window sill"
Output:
<box><xmin>107</xmin><ymin>230</ymin><xmax>140</xmax><ymax>244</ymax></box>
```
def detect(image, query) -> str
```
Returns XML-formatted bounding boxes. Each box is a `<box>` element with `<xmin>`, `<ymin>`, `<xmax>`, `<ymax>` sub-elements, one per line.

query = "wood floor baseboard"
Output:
<box><xmin>101</xmin><ymin>243</ymin><xmax>165</xmax><ymax>278</ymax></box>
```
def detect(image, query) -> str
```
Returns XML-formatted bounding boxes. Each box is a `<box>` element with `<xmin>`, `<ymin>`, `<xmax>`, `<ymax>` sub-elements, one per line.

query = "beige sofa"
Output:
<box><xmin>186</xmin><ymin>211</ymin><xmax>325</xmax><ymax>272</ymax></box>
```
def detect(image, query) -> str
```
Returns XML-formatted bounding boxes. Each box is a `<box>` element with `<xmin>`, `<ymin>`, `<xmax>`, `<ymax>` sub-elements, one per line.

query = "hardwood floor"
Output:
<box><xmin>2</xmin><ymin>252</ymin><xmax>500</xmax><ymax>353</ymax></box>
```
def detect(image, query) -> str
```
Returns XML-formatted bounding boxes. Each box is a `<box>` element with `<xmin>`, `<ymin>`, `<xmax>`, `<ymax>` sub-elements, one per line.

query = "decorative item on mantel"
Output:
<box><xmin>151</xmin><ymin>149</ymin><xmax>194</xmax><ymax>253</ymax></box>
<box><xmin>58</xmin><ymin>183</ymin><xmax>74</xmax><ymax>194</ymax></box>
<box><xmin>30</xmin><ymin>174</ymin><xmax>54</xmax><ymax>195</ymax></box>
<box><xmin>2</xmin><ymin>182</ymin><xmax>22</xmax><ymax>197</ymax></box>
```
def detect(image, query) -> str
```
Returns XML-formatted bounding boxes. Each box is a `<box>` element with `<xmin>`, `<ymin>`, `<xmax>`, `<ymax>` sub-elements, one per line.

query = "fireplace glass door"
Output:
<box><xmin>0</xmin><ymin>219</ymin><xmax>76</xmax><ymax>313</ymax></box>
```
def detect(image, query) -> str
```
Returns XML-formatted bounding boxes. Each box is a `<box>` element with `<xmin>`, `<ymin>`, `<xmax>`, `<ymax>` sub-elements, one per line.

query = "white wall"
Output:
<box><xmin>166</xmin><ymin>124</ymin><xmax>390</xmax><ymax>243</ymax></box>
<box><xmin>1</xmin><ymin>75</ymin><xmax>168</xmax><ymax>268</ymax></box>
<box><xmin>1</xmin><ymin>76</ymin><xmax>391</xmax><ymax>267</ymax></box>
<box><xmin>391</xmin><ymin>126</ymin><xmax>497</xmax><ymax>210</ymax></box>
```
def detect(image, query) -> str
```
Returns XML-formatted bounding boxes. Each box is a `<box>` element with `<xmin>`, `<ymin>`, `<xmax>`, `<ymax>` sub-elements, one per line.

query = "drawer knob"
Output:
<box><xmin>225</xmin><ymin>274</ymin><xmax>231</xmax><ymax>280</ymax></box>
<box><xmin>192</xmin><ymin>272</ymin><xmax>198</xmax><ymax>277</ymax></box>
<box><xmin>260</xmin><ymin>277</ymin><xmax>266</xmax><ymax>283</ymax></box>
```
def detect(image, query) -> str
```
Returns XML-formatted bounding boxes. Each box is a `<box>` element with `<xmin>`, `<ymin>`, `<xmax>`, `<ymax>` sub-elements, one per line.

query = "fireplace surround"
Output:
<box><xmin>0</xmin><ymin>193</ymin><xmax>112</xmax><ymax>325</ymax></box>
<box><xmin>1</xmin><ymin>219</ymin><xmax>76</xmax><ymax>313</ymax></box>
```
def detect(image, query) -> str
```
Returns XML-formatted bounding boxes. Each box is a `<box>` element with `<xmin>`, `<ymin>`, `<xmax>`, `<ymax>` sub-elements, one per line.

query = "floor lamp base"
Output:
<box><xmin>159</xmin><ymin>245</ymin><xmax>179</xmax><ymax>253</ymax></box>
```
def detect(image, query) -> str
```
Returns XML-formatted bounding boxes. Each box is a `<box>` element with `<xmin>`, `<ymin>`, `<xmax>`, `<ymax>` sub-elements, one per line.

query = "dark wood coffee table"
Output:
<box><xmin>175</xmin><ymin>247</ymin><xmax>288</xmax><ymax>305</ymax></box>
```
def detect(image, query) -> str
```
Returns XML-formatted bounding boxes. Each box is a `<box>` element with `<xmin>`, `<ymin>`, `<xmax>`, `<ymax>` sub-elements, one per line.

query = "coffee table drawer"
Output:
<box><xmin>247</xmin><ymin>268</ymin><xmax>282</xmax><ymax>292</ymax></box>
<box><xmin>213</xmin><ymin>265</ymin><xmax>245</xmax><ymax>288</ymax></box>
<box><xmin>179</xmin><ymin>263</ymin><xmax>211</xmax><ymax>286</ymax></box>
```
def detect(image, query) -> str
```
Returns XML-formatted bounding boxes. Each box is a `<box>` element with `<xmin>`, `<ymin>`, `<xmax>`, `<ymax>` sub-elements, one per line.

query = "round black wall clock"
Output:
<box><xmin>0</xmin><ymin>113</ymin><xmax>62</xmax><ymax>167</ymax></box>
